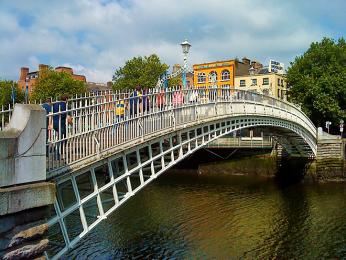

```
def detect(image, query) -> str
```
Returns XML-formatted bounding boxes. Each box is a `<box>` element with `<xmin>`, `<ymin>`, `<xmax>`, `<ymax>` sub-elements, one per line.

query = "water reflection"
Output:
<box><xmin>66</xmin><ymin>171</ymin><xmax>346</xmax><ymax>259</ymax></box>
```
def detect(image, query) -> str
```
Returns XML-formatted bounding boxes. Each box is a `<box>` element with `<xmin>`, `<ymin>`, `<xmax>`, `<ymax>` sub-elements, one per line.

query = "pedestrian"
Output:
<box><xmin>115</xmin><ymin>96</ymin><xmax>125</xmax><ymax>123</ymax></box>
<box><xmin>173</xmin><ymin>86</ymin><xmax>184</xmax><ymax>107</ymax></box>
<box><xmin>52</xmin><ymin>95</ymin><xmax>72</xmax><ymax>159</ymax></box>
<box><xmin>189</xmin><ymin>88</ymin><xmax>198</xmax><ymax>103</ymax></box>
<box><xmin>42</xmin><ymin>98</ymin><xmax>52</xmax><ymax>156</ymax></box>
<box><xmin>129</xmin><ymin>86</ymin><xmax>142</xmax><ymax>117</ymax></box>
<box><xmin>142</xmin><ymin>88</ymin><xmax>150</xmax><ymax>114</ymax></box>
<box><xmin>156</xmin><ymin>88</ymin><xmax>165</xmax><ymax>111</ymax></box>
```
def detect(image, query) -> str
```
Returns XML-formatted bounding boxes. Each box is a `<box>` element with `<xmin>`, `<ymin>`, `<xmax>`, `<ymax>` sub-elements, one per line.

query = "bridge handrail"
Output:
<box><xmin>38</xmin><ymin>86</ymin><xmax>316</xmax><ymax>176</ymax></box>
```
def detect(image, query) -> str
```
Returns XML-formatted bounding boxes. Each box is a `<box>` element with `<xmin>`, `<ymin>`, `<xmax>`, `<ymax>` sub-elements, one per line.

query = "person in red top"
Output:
<box><xmin>156</xmin><ymin>88</ymin><xmax>165</xmax><ymax>110</ymax></box>
<box><xmin>172</xmin><ymin>86</ymin><xmax>184</xmax><ymax>107</ymax></box>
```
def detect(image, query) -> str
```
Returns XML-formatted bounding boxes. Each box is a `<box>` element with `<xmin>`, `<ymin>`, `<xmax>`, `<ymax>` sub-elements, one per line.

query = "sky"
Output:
<box><xmin>0</xmin><ymin>0</ymin><xmax>345</xmax><ymax>83</ymax></box>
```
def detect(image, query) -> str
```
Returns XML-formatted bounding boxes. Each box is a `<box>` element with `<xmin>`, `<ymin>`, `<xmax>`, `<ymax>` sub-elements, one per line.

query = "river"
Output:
<box><xmin>65</xmin><ymin>171</ymin><xmax>346</xmax><ymax>259</ymax></box>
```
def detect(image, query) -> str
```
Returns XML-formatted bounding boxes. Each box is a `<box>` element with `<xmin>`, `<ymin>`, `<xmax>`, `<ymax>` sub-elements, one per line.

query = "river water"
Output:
<box><xmin>66</xmin><ymin>171</ymin><xmax>346</xmax><ymax>259</ymax></box>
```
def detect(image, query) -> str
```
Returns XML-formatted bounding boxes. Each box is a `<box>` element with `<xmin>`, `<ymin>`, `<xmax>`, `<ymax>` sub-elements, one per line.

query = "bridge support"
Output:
<box><xmin>316</xmin><ymin>128</ymin><xmax>345</xmax><ymax>180</ymax></box>
<box><xmin>0</xmin><ymin>104</ymin><xmax>55</xmax><ymax>259</ymax></box>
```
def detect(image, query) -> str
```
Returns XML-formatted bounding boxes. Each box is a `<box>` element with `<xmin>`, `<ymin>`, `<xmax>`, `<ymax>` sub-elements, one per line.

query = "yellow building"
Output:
<box><xmin>234</xmin><ymin>73</ymin><xmax>287</xmax><ymax>100</ymax></box>
<box><xmin>193</xmin><ymin>59</ymin><xmax>250</xmax><ymax>88</ymax></box>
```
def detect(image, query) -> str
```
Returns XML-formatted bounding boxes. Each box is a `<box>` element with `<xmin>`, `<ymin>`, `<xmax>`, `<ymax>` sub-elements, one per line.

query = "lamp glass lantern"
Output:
<box><xmin>181</xmin><ymin>40</ymin><xmax>191</xmax><ymax>55</ymax></box>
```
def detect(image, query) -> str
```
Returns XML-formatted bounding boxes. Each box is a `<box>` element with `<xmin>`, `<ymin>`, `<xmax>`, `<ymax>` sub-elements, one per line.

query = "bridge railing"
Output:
<box><xmin>42</xmin><ymin>86</ymin><xmax>316</xmax><ymax>177</ymax></box>
<box><xmin>206</xmin><ymin>136</ymin><xmax>273</xmax><ymax>148</ymax></box>
<box><xmin>0</xmin><ymin>105</ymin><xmax>13</xmax><ymax>131</ymax></box>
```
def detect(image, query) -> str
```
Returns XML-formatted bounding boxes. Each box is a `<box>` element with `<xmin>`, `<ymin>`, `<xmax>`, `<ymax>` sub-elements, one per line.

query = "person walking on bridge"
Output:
<box><xmin>172</xmin><ymin>86</ymin><xmax>184</xmax><ymax>107</ymax></box>
<box><xmin>52</xmin><ymin>95</ymin><xmax>72</xmax><ymax>160</ymax></box>
<box><xmin>129</xmin><ymin>86</ymin><xmax>142</xmax><ymax>117</ymax></box>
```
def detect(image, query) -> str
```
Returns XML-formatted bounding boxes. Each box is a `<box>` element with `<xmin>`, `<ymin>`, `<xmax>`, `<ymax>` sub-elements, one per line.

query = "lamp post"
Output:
<box><xmin>340</xmin><ymin>119</ymin><xmax>344</xmax><ymax>137</ymax></box>
<box><xmin>180</xmin><ymin>39</ymin><xmax>191</xmax><ymax>88</ymax></box>
<box><xmin>325</xmin><ymin>121</ymin><xmax>332</xmax><ymax>134</ymax></box>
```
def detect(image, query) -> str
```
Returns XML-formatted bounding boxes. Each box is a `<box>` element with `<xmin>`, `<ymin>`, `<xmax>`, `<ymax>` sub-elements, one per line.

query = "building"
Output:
<box><xmin>86</xmin><ymin>82</ymin><xmax>113</xmax><ymax>92</ymax></box>
<box><xmin>192</xmin><ymin>58</ymin><xmax>250</xmax><ymax>88</ymax></box>
<box><xmin>172</xmin><ymin>64</ymin><xmax>194</xmax><ymax>86</ymax></box>
<box><xmin>234</xmin><ymin>72</ymin><xmax>287</xmax><ymax>100</ymax></box>
<box><xmin>18</xmin><ymin>64</ymin><xmax>86</xmax><ymax>94</ymax></box>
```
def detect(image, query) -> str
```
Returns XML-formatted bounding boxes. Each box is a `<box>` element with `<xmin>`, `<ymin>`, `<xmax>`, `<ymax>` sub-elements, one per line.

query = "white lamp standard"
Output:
<box><xmin>180</xmin><ymin>39</ymin><xmax>191</xmax><ymax>88</ymax></box>
<box><xmin>180</xmin><ymin>39</ymin><xmax>191</xmax><ymax>70</ymax></box>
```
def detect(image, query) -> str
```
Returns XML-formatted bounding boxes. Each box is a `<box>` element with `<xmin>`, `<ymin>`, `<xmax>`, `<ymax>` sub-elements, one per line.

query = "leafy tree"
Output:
<box><xmin>30</xmin><ymin>67</ymin><xmax>86</xmax><ymax>101</ymax></box>
<box><xmin>0</xmin><ymin>79</ymin><xmax>24</xmax><ymax>108</ymax></box>
<box><xmin>112</xmin><ymin>54</ymin><xmax>169</xmax><ymax>90</ymax></box>
<box><xmin>287</xmin><ymin>37</ymin><xmax>346</xmax><ymax>127</ymax></box>
<box><xmin>168</xmin><ymin>76</ymin><xmax>182</xmax><ymax>87</ymax></box>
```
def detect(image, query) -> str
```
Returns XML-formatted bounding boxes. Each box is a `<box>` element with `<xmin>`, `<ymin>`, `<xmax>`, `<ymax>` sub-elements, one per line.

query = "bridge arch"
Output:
<box><xmin>47</xmin><ymin>117</ymin><xmax>315</xmax><ymax>259</ymax></box>
<box><xmin>39</xmin><ymin>88</ymin><xmax>317</xmax><ymax>258</ymax></box>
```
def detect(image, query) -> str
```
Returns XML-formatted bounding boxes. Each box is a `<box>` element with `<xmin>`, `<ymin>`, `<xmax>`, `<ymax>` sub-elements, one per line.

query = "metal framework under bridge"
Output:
<box><xmin>13</xmin><ymin>87</ymin><xmax>315</xmax><ymax>259</ymax></box>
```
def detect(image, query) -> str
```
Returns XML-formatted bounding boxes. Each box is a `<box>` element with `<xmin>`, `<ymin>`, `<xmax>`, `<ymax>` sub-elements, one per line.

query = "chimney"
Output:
<box><xmin>107</xmin><ymin>81</ymin><xmax>113</xmax><ymax>88</ymax></box>
<box><xmin>242</xmin><ymin>57</ymin><xmax>250</xmax><ymax>65</ymax></box>
<box><xmin>20</xmin><ymin>67</ymin><xmax>29</xmax><ymax>80</ymax></box>
<box><xmin>39</xmin><ymin>64</ymin><xmax>48</xmax><ymax>71</ymax></box>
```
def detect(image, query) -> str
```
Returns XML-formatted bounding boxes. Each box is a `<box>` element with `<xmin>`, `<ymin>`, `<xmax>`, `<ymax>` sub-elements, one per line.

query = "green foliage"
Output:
<box><xmin>0</xmin><ymin>80</ymin><xmax>24</xmax><ymax>108</ymax></box>
<box><xmin>30</xmin><ymin>68</ymin><xmax>86</xmax><ymax>101</ymax></box>
<box><xmin>287</xmin><ymin>37</ymin><xmax>346</xmax><ymax>126</ymax></box>
<box><xmin>112</xmin><ymin>54</ymin><xmax>169</xmax><ymax>90</ymax></box>
<box><xmin>168</xmin><ymin>76</ymin><xmax>181</xmax><ymax>88</ymax></box>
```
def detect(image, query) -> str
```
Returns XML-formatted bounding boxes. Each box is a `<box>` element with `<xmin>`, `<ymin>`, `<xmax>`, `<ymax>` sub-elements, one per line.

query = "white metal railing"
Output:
<box><xmin>43</xmin><ymin>86</ymin><xmax>316</xmax><ymax>176</ymax></box>
<box><xmin>0</xmin><ymin>105</ymin><xmax>13</xmax><ymax>131</ymax></box>
<box><xmin>206</xmin><ymin>136</ymin><xmax>273</xmax><ymax>148</ymax></box>
<box><xmin>0</xmin><ymin>86</ymin><xmax>317</xmax><ymax>176</ymax></box>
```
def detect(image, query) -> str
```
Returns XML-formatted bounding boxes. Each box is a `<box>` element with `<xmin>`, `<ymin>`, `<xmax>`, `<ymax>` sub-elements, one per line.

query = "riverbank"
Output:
<box><xmin>168</xmin><ymin>148</ymin><xmax>346</xmax><ymax>183</ymax></box>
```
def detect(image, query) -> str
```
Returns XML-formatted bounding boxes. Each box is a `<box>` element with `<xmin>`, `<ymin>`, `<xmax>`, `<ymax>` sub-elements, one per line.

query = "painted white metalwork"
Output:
<box><xmin>42</xmin><ymin>86</ymin><xmax>318</xmax><ymax>259</ymax></box>
<box><xmin>0</xmin><ymin>104</ymin><xmax>13</xmax><ymax>131</ymax></box>
<box><xmin>206</xmin><ymin>136</ymin><xmax>273</xmax><ymax>148</ymax></box>
<box><xmin>42</xmin><ymin>87</ymin><xmax>316</xmax><ymax>180</ymax></box>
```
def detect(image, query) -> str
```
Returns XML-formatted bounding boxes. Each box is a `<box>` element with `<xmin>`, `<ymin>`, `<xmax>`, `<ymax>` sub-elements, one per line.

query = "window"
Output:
<box><xmin>197</xmin><ymin>73</ymin><xmax>206</xmax><ymax>83</ymax></box>
<box><xmin>281</xmin><ymin>79</ymin><xmax>284</xmax><ymax>86</ymax></box>
<box><xmin>221</xmin><ymin>70</ymin><xmax>230</xmax><ymax>81</ymax></box>
<box><xmin>277</xmin><ymin>89</ymin><xmax>280</xmax><ymax>98</ymax></box>
<box><xmin>251</xmin><ymin>78</ymin><xmax>257</xmax><ymax>86</ymax></box>
<box><xmin>240</xmin><ymin>80</ymin><xmax>246</xmax><ymax>87</ymax></box>
<box><xmin>278</xmin><ymin>78</ymin><xmax>280</xmax><ymax>85</ymax></box>
<box><xmin>208</xmin><ymin>71</ymin><xmax>218</xmax><ymax>83</ymax></box>
<box><xmin>263</xmin><ymin>78</ymin><xmax>269</xmax><ymax>85</ymax></box>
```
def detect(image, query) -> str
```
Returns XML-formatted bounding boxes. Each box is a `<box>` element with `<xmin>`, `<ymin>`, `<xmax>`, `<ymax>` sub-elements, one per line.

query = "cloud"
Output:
<box><xmin>0</xmin><ymin>0</ymin><xmax>345</xmax><ymax>83</ymax></box>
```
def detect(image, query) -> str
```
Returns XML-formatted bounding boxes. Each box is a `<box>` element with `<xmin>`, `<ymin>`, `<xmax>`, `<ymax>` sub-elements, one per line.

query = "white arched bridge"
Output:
<box><xmin>0</xmin><ymin>87</ymin><xmax>317</xmax><ymax>259</ymax></box>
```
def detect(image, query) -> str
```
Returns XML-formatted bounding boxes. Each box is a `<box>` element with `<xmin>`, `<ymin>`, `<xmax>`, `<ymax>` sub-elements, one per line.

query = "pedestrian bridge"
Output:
<box><xmin>0</xmin><ymin>87</ymin><xmax>317</xmax><ymax>259</ymax></box>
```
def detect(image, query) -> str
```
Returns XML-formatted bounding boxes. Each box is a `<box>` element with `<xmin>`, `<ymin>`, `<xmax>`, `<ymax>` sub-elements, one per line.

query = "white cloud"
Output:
<box><xmin>0</xmin><ymin>0</ymin><xmax>344</xmax><ymax>82</ymax></box>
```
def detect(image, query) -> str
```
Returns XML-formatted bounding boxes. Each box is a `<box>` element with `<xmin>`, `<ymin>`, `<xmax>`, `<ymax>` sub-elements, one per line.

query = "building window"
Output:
<box><xmin>251</xmin><ymin>78</ymin><xmax>257</xmax><ymax>86</ymax></box>
<box><xmin>240</xmin><ymin>80</ymin><xmax>246</xmax><ymax>87</ymax></box>
<box><xmin>208</xmin><ymin>71</ymin><xmax>218</xmax><ymax>83</ymax></box>
<box><xmin>197</xmin><ymin>73</ymin><xmax>206</xmax><ymax>83</ymax></box>
<box><xmin>278</xmin><ymin>78</ymin><xmax>280</xmax><ymax>86</ymax></box>
<box><xmin>277</xmin><ymin>89</ymin><xmax>280</xmax><ymax>98</ymax></box>
<box><xmin>281</xmin><ymin>79</ymin><xmax>284</xmax><ymax>86</ymax></box>
<box><xmin>221</xmin><ymin>70</ymin><xmax>230</xmax><ymax>81</ymax></box>
<box><xmin>263</xmin><ymin>78</ymin><xmax>269</xmax><ymax>85</ymax></box>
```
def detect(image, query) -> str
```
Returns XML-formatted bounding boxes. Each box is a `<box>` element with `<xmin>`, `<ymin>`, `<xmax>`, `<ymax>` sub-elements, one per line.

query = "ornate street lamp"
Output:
<box><xmin>180</xmin><ymin>39</ymin><xmax>191</xmax><ymax>87</ymax></box>
<box><xmin>180</xmin><ymin>39</ymin><xmax>191</xmax><ymax>69</ymax></box>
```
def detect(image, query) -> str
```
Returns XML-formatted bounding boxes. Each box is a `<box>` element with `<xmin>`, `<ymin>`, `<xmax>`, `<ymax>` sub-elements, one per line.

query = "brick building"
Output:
<box><xmin>18</xmin><ymin>64</ymin><xmax>86</xmax><ymax>94</ymax></box>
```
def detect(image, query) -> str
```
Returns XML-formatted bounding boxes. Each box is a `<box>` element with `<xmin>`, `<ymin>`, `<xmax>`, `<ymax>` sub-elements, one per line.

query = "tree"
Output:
<box><xmin>168</xmin><ymin>76</ymin><xmax>182</xmax><ymax>88</ymax></box>
<box><xmin>287</xmin><ymin>37</ymin><xmax>346</xmax><ymax>128</ymax></box>
<box><xmin>30</xmin><ymin>68</ymin><xmax>86</xmax><ymax>101</ymax></box>
<box><xmin>0</xmin><ymin>80</ymin><xmax>24</xmax><ymax>108</ymax></box>
<box><xmin>112</xmin><ymin>54</ymin><xmax>169</xmax><ymax>90</ymax></box>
